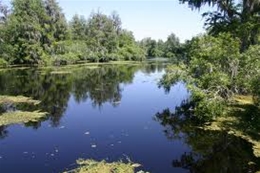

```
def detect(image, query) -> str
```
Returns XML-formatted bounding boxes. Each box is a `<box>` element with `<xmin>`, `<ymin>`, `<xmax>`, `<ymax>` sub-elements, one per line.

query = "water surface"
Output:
<box><xmin>0</xmin><ymin>64</ymin><xmax>259</xmax><ymax>173</ymax></box>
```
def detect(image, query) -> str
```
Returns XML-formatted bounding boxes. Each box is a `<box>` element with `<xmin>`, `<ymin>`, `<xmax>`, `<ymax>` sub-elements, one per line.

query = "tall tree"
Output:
<box><xmin>110</xmin><ymin>11</ymin><xmax>122</xmax><ymax>35</ymax></box>
<box><xmin>5</xmin><ymin>0</ymin><xmax>47</xmax><ymax>64</ymax></box>
<box><xmin>85</xmin><ymin>11</ymin><xmax>118</xmax><ymax>59</ymax></box>
<box><xmin>69</xmin><ymin>14</ymin><xmax>87</xmax><ymax>40</ymax></box>
<box><xmin>44</xmin><ymin>0</ymin><xmax>68</xmax><ymax>42</ymax></box>
<box><xmin>180</xmin><ymin>0</ymin><xmax>260</xmax><ymax>50</ymax></box>
<box><xmin>0</xmin><ymin>0</ymin><xmax>8</xmax><ymax>49</ymax></box>
<box><xmin>164</xmin><ymin>33</ymin><xmax>180</xmax><ymax>58</ymax></box>
<box><xmin>140</xmin><ymin>37</ymin><xmax>160</xmax><ymax>57</ymax></box>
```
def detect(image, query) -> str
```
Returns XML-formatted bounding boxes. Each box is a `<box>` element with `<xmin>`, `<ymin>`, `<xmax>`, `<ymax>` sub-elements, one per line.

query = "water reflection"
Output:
<box><xmin>154</xmin><ymin>101</ymin><xmax>260</xmax><ymax>173</ymax></box>
<box><xmin>0</xmin><ymin>126</ymin><xmax>8</xmax><ymax>139</ymax></box>
<box><xmin>0</xmin><ymin>63</ymin><xmax>259</xmax><ymax>173</ymax></box>
<box><xmin>0</xmin><ymin>64</ymin><xmax>166</xmax><ymax>128</ymax></box>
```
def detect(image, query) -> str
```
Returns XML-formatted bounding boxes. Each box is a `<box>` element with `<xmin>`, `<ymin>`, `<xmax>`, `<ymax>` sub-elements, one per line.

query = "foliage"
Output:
<box><xmin>5</xmin><ymin>0</ymin><xmax>48</xmax><ymax>64</ymax></box>
<box><xmin>0</xmin><ymin>1</ymin><xmax>145</xmax><ymax>65</ymax></box>
<box><xmin>239</xmin><ymin>45</ymin><xmax>260</xmax><ymax>106</ymax></box>
<box><xmin>70</xmin><ymin>14</ymin><xmax>87</xmax><ymax>40</ymax></box>
<box><xmin>139</xmin><ymin>33</ymin><xmax>182</xmax><ymax>60</ymax></box>
<box><xmin>251</xmin><ymin>76</ymin><xmax>260</xmax><ymax>107</ymax></box>
<box><xmin>161</xmin><ymin>33</ymin><xmax>260</xmax><ymax>119</ymax></box>
<box><xmin>179</xmin><ymin>0</ymin><xmax>260</xmax><ymax>51</ymax></box>
<box><xmin>0</xmin><ymin>58</ymin><xmax>7</xmax><ymax>67</ymax></box>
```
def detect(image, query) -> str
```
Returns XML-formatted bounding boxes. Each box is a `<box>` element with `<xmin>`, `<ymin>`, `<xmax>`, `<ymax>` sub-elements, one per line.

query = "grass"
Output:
<box><xmin>0</xmin><ymin>95</ymin><xmax>41</xmax><ymax>105</ymax></box>
<box><xmin>0</xmin><ymin>110</ymin><xmax>47</xmax><ymax>126</ymax></box>
<box><xmin>64</xmin><ymin>159</ymin><xmax>148</xmax><ymax>173</ymax></box>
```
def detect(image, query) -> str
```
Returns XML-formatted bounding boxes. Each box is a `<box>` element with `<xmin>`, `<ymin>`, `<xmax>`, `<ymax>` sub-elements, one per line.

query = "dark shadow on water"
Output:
<box><xmin>154</xmin><ymin>101</ymin><xmax>260</xmax><ymax>173</ymax></box>
<box><xmin>225</xmin><ymin>103</ymin><xmax>260</xmax><ymax>141</ymax></box>
<box><xmin>0</xmin><ymin>125</ymin><xmax>8</xmax><ymax>139</ymax></box>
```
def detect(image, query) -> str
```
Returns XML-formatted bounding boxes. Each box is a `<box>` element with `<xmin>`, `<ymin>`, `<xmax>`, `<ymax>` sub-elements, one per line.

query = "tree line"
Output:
<box><xmin>0</xmin><ymin>0</ymin><xmax>145</xmax><ymax>66</ymax></box>
<box><xmin>139</xmin><ymin>33</ymin><xmax>182</xmax><ymax>60</ymax></box>
<box><xmin>0</xmin><ymin>0</ymin><xmax>183</xmax><ymax>66</ymax></box>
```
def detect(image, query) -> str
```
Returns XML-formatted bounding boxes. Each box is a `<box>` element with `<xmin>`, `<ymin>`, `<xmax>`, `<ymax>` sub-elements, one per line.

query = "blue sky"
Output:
<box><xmin>57</xmin><ymin>0</ymin><xmax>210</xmax><ymax>42</ymax></box>
<box><xmin>3</xmin><ymin>0</ymin><xmax>212</xmax><ymax>42</ymax></box>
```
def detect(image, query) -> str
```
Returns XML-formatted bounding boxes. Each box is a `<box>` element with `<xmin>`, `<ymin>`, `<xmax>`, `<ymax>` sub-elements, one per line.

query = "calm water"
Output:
<box><xmin>0</xmin><ymin>64</ymin><xmax>259</xmax><ymax>173</ymax></box>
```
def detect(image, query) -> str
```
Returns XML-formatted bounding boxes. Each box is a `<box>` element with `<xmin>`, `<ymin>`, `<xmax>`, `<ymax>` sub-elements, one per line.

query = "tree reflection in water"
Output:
<box><xmin>0</xmin><ymin>64</ymin><xmax>166</xmax><ymax>134</ymax></box>
<box><xmin>154</xmin><ymin>101</ymin><xmax>260</xmax><ymax>173</ymax></box>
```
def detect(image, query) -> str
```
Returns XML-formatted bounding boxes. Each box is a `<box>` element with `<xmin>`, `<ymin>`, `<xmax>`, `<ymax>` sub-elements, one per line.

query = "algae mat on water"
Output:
<box><xmin>0</xmin><ymin>95</ymin><xmax>47</xmax><ymax>126</ymax></box>
<box><xmin>64</xmin><ymin>159</ymin><xmax>148</xmax><ymax>173</ymax></box>
<box><xmin>202</xmin><ymin>95</ymin><xmax>260</xmax><ymax>158</ymax></box>
<box><xmin>0</xmin><ymin>111</ymin><xmax>47</xmax><ymax>126</ymax></box>
<box><xmin>0</xmin><ymin>95</ymin><xmax>41</xmax><ymax>105</ymax></box>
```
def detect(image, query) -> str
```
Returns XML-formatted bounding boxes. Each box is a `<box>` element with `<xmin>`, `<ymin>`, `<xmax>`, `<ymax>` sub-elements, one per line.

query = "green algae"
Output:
<box><xmin>0</xmin><ymin>110</ymin><xmax>47</xmax><ymax>126</ymax></box>
<box><xmin>0</xmin><ymin>95</ymin><xmax>41</xmax><ymax>105</ymax></box>
<box><xmin>63</xmin><ymin>159</ymin><xmax>148</xmax><ymax>173</ymax></box>
<box><xmin>201</xmin><ymin>95</ymin><xmax>260</xmax><ymax>158</ymax></box>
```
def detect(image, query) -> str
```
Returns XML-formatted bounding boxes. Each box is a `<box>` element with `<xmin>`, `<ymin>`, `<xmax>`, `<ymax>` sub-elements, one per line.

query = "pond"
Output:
<box><xmin>0</xmin><ymin>63</ymin><xmax>259</xmax><ymax>173</ymax></box>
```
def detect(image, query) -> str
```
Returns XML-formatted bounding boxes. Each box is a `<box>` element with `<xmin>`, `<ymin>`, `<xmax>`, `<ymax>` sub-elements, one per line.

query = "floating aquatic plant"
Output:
<box><xmin>63</xmin><ymin>159</ymin><xmax>148</xmax><ymax>173</ymax></box>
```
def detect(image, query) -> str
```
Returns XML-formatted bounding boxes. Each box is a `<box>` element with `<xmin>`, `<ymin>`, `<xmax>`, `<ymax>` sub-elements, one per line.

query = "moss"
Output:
<box><xmin>0</xmin><ymin>110</ymin><xmax>47</xmax><ymax>126</ymax></box>
<box><xmin>64</xmin><ymin>159</ymin><xmax>148</xmax><ymax>173</ymax></box>
<box><xmin>0</xmin><ymin>95</ymin><xmax>41</xmax><ymax>105</ymax></box>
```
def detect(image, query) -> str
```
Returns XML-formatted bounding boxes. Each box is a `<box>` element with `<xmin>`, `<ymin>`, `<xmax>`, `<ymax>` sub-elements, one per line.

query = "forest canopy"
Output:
<box><xmin>0</xmin><ymin>0</ymin><xmax>145</xmax><ymax>66</ymax></box>
<box><xmin>0</xmin><ymin>0</ymin><xmax>183</xmax><ymax>66</ymax></box>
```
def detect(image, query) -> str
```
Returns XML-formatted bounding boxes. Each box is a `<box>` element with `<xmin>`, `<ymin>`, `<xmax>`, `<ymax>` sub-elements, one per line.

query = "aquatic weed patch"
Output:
<box><xmin>0</xmin><ymin>95</ymin><xmax>41</xmax><ymax>105</ymax></box>
<box><xmin>64</xmin><ymin>159</ymin><xmax>148</xmax><ymax>173</ymax></box>
<box><xmin>202</xmin><ymin>95</ymin><xmax>260</xmax><ymax>158</ymax></box>
<box><xmin>0</xmin><ymin>110</ymin><xmax>47</xmax><ymax>126</ymax></box>
<box><xmin>0</xmin><ymin>95</ymin><xmax>47</xmax><ymax>126</ymax></box>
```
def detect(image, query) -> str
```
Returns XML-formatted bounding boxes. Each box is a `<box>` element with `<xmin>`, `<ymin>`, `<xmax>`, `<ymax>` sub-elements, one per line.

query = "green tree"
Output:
<box><xmin>140</xmin><ymin>37</ymin><xmax>159</xmax><ymax>57</ymax></box>
<box><xmin>44</xmin><ymin>0</ymin><xmax>68</xmax><ymax>42</ymax></box>
<box><xmin>110</xmin><ymin>11</ymin><xmax>122</xmax><ymax>35</ymax></box>
<box><xmin>0</xmin><ymin>3</ymin><xmax>145</xmax><ymax>65</ymax></box>
<box><xmin>118</xmin><ymin>29</ymin><xmax>146</xmax><ymax>61</ymax></box>
<box><xmin>69</xmin><ymin>14</ymin><xmax>87</xmax><ymax>40</ymax></box>
<box><xmin>85</xmin><ymin>11</ymin><xmax>118</xmax><ymax>61</ymax></box>
<box><xmin>164</xmin><ymin>33</ymin><xmax>181</xmax><ymax>59</ymax></box>
<box><xmin>0</xmin><ymin>0</ymin><xmax>9</xmax><ymax>66</ymax></box>
<box><xmin>5</xmin><ymin>0</ymin><xmax>48</xmax><ymax>64</ymax></box>
<box><xmin>156</xmin><ymin>39</ymin><xmax>165</xmax><ymax>57</ymax></box>
<box><xmin>161</xmin><ymin>33</ymin><xmax>243</xmax><ymax>119</ymax></box>
<box><xmin>180</xmin><ymin>0</ymin><xmax>260</xmax><ymax>51</ymax></box>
